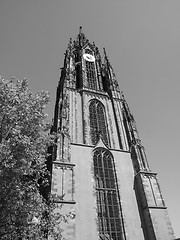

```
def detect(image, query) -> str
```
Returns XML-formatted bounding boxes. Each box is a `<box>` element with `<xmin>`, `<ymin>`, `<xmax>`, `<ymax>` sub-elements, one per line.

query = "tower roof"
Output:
<box><xmin>74</xmin><ymin>26</ymin><xmax>89</xmax><ymax>48</ymax></box>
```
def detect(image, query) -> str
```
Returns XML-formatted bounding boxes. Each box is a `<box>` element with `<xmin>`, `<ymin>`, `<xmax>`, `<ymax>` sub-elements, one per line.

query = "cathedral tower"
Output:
<box><xmin>50</xmin><ymin>27</ymin><xmax>175</xmax><ymax>240</ymax></box>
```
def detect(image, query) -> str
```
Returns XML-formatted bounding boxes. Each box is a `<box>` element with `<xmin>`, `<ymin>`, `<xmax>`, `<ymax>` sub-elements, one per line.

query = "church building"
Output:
<box><xmin>49</xmin><ymin>27</ymin><xmax>175</xmax><ymax>240</ymax></box>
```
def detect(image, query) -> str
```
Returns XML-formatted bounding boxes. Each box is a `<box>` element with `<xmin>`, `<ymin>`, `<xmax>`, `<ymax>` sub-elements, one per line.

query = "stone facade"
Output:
<box><xmin>49</xmin><ymin>27</ymin><xmax>175</xmax><ymax>240</ymax></box>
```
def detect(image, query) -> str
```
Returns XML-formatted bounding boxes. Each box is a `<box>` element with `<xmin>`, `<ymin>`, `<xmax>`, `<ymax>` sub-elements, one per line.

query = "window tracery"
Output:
<box><xmin>89</xmin><ymin>100</ymin><xmax>109</xmax><ymax>146</ymax></box>
<box><xmin>93</xmin><ymin>149</ymin><xmax>124</xmax><ymax>240</ymax></box>
<box><xmin>86</xmin><ymin>61</ymin><xmax>96</xmax><ymax>90</ymax></box>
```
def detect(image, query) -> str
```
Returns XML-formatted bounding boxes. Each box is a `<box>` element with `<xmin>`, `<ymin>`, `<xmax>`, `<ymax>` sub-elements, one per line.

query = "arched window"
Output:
<box><xmin>86</xmin><ymin>60</ymin><xmax>96</xmax><ymax>90</ymax></box>
<box><xmin>93</xmin><ymin>148</ymin><xmax>124</xmax><ymax>240</ymax></box>
<box><xmin>89</xmin><ymin>100</ymin><xmax>109</xmax><ymax>146</ymax></box>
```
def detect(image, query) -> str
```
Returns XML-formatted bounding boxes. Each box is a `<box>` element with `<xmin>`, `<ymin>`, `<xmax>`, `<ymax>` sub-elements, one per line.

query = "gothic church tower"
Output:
<box><xmin>50</xmin><ymin>27</ymin><xmax>175</xmax><ymax>240</ymax></box>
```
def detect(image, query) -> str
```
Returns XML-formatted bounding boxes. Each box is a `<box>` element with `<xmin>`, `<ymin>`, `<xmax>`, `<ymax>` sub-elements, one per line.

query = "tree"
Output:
<box><xmin>0</xmin><ymin>77</ymin><xmax>55</xmax><ymax>239</ymax></box>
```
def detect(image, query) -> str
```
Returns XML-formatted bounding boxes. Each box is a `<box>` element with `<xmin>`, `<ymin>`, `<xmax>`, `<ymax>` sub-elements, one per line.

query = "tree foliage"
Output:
<box><xmin>0</xmin><ymin>77</ymin><xmax>56</xmax><ymax>239</ymax></box>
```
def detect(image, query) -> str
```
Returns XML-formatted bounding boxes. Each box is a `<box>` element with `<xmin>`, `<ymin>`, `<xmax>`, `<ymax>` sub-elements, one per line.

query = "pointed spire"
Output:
<box><xmin>68</xmin><ymin>38</ymin><xmax>73</xmax><ymax>50</ymax></box>
<box><xmin>103</xmin><ymin>47</ymin><xmax>108</xmax><ymax>61</ymax></box>
<box><xmin>103</xmin><ymin>47</ymin><xmax>111</xmax><ymax>68</ymax></box>
<box><xmin>78</xmin><ymin>26</ymin><xmax>85</xmax><ymax>47</ymax></box>
<box><xmin>73</xmin><ymin>26</ymin><xmax>89</xmax><ymax>48</ymax></box>
<box><xmin>103</xmin><ymin>47</ymin><xmax>111</xmax><ymax>70</ymax></box>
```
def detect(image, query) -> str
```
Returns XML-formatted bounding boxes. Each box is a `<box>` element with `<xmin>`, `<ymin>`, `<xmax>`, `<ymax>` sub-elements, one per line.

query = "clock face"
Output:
<box><xmin>83</xmin><ymin>53</ymin><xmax>95</xmax><ymax>62</ymax></box>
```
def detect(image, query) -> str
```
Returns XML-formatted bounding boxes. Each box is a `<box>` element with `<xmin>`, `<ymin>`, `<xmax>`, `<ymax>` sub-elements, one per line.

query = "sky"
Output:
<box><xmin>0</xmin><ymin>0</ymin><xmax>180</xmax><ymax>237</ymax></box>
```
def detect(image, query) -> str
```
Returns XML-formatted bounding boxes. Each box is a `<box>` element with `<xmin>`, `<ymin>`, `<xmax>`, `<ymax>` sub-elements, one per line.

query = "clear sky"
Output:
<box><xmin>0</xmin><ymin>0</ymin><xmax>180</xmax><ymax>237</ymax></box>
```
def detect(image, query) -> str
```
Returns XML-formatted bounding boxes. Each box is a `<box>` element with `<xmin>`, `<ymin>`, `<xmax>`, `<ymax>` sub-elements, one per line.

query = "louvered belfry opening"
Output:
<box><xmin>86</xmin><ymin>60</ymin><xmax>96</xmax><ymax>90</ymax></box>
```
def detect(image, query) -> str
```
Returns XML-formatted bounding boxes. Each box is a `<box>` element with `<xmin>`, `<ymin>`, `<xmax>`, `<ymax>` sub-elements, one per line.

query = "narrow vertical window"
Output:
<box><xmin>89</xmin><ymin>100</ymin><xmax>109</xmax><ymax>146</ymax></box>
<box><xmin>93</xmin><ymin>149</ymin><xmax>124</xmax><ymax>240</ymax></box>
<box><xmin>86</xmin><ymin>61</ymin><xmax>96</xmax><ymax>90</ymax></box>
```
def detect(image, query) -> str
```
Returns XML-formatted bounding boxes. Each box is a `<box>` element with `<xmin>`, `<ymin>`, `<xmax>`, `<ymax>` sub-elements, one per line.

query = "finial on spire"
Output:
<box><xmin>103</xmin><ymin>47</ymin><xmax>110</xmax><ymax>65</ymax></box>
<box><xmin>103</xmin><ymin>47</ymin><xmax>108</xmax><ymax>59</ymax></box>
<box><xmin>121</xmin><ymin>91</ymin><xmax>124</xmax><ymax>96</ymax></box>
<box><xmin>73</xmin><ymin>27</ymin><xmax>88</xmax><ymax>48</ymax></box>
<box><xmin>79</xmin><ymin>26</ymin><xmax>83</xmax><ymax>35</ymax></box>
<box><xmin>68</xmin><ymin>38</ymin><xmax>72</xmax><ymax>49</ymax></box>
<box><xmin>77</xmin><ymin>26</ymin><xmax>87</xmax><ymax>47</ymax></box>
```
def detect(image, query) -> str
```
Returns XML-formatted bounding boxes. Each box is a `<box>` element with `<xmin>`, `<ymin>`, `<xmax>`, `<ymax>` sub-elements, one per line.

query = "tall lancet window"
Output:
<box><xmin>93</xmin><ymin>148</ymin><xmax>124</xmax><ymax>240</ymax></box>
<box><xmin>89</xmin><ymin>100</ymin><xmax>109</xmax><ymax>146</ymax></box>
<box><xmin>84</xmin><ymin>49</ymin><xmax>97</xmax><ymax>90</ymax></box>
<box><xmin>86</xmin><ymin>60</ymin><xmax>96</xmax><ymax>90</ymax></box>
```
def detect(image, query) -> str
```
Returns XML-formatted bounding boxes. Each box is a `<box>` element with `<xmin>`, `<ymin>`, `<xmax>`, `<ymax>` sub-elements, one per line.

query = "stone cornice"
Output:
<box><xmin>70</xmin><ymin>142</ymin><xmax>130</xmax><ymax>153</ymax></box>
